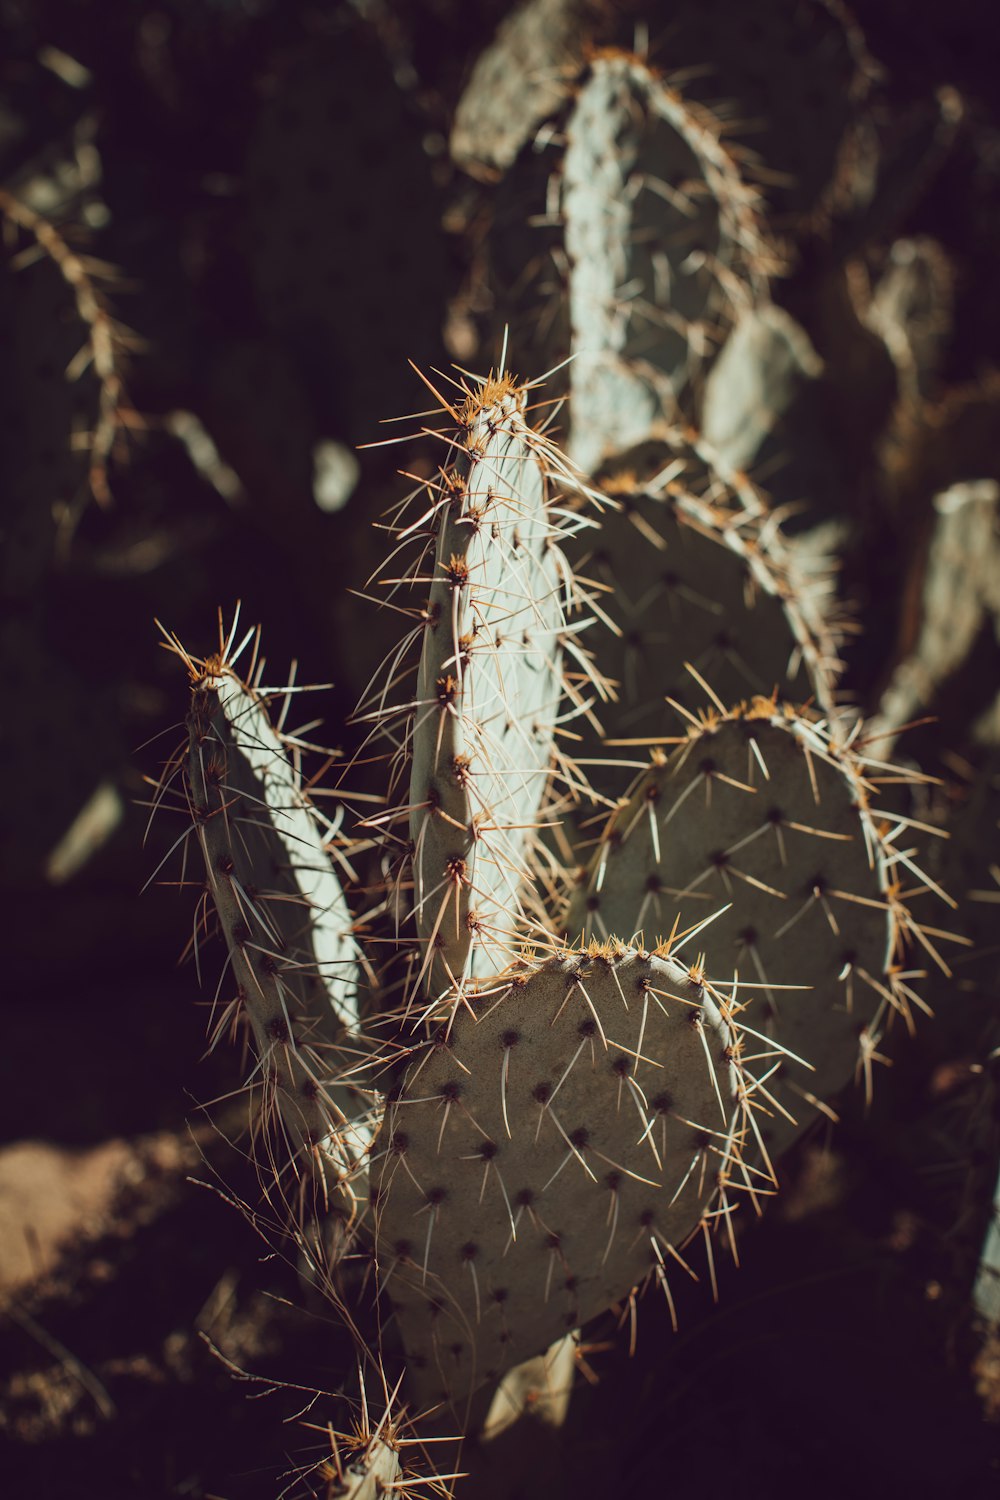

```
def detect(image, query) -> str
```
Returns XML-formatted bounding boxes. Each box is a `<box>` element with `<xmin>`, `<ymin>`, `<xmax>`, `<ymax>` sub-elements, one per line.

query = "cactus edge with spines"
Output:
<box><xmin>560</xmin><ymin>444</ymin><xmax>846</xmax><ymax>784</ymax></box>
<box><xmin>476</xmin><ymin>43</ymin><xmax>782</xmax><ymax>477</ymax></box>
<box><xmin>155</xmin><ymin>610</ymin><xmax>378</xmax><ymax>1272</ymax></box>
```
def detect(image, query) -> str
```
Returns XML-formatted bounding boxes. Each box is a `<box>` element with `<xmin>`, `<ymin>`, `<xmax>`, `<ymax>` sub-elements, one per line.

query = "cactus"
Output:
<box><xmin>356</xmin><ymin>366</ymin><xmax>609</xmax><ymax>1004</ymax></box>
<box><xmin>475</xmin><ymin>48</ymin><xmax>775</xmax><ymax>476</ymax></box>
<box><xmin>698</xmin><ymin>303</ymin><xmax>825</xmax><ymax>476</ymax></box>
<box><xmin>10</xmin><ymin>2</ymin><xmax>1000</xmax><ymax>1493</ymax></box>
<box><xmin>158</xmin><ymin>611</ymin><xmax>376</xmax><ymax>1259</ymax></box>
<box><xmin>566</xmin><ymin>697</ymin><xmax>949</xmax><ymax>1154</ymax></box>
<box><xmin>284</xmin><ymin>1372</ymin><xmax>463</xmax><ymax>1500</ymax></box>
<box><xmin>558</xmin><ymin>50</ymin><xmax>773</xmax><ymax>473</ymax></box>
<box><xmin>154</xmin><ymin>357</ymin><xmax>952</xmax><ymax>1478</ymax></box>
<box><xmin>371</xmin><ymin>941</ymin><xmax>759</xmax><ymax>1412</ymax></box>
<box><xmin>872</xmin><ymin>479</ymin><xmax>1000</xmax><ymax>754</ymax></box>
<box><xmin>562</xmin><ymin>448</ymin><xmax>843</xmax><ymax>782</ymax></box>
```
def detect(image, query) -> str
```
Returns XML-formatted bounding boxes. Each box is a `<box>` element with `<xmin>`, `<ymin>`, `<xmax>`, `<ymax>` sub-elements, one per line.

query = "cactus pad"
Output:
<box><xmin>164</xmin><ymin>616</ymin><xmax>373</xmax><ymax>1231</ymax></box>
<box><xmin>567</xmin><ymin>700</ymin><xmax>947</xmax><ymax>1153</ymax></box>
<box><xmin>568</xmin><ymin>457</ymin><xmax>842</xmax><ymax>776</ymax></box>
<box><xmin>373</xmin><ymin>943</ymin><xmax>753</xmax><ymax>1410</ymax></box>
<box><xmin>373</xmin><ymin>371</ymin><xmax>605</xmax><ymax>1001</ymax></box>
<box><xmin>561</xmin><ymin>51</ymin><xmax>771</xmax><ymax>473</ymax></box>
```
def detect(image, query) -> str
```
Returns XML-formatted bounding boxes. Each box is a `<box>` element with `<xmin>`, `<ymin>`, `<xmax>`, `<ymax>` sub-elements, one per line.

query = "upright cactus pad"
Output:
<box><xmin>561</xmin><ymin>51</ymin><xmax>771</xmax><ymax>473</ymax></box>
<box><xmin>373</xmin><ymin>943</ymin><xmax>756</xmax><ymax>1411</ymax></box>
<box><xmin>359</xmin><ymin>369</ymin><xmax>607</xmax><ymax>1004</ymax></box>
<box><xmin>567</xmin><ymin>700</ymin><xmax>950</xmax><ymax>1154</ymax></box>
<box><xmin>160</xmin><ymin>615</ymin><xmax>374</xmax><ymax>1238</ymax></box>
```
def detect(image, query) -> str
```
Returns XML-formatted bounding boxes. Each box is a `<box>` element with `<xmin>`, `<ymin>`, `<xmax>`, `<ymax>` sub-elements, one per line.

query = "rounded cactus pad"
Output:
<box><xmin>567</xmin><ymin>701</ymin><xmax>952</xmax><ymax>1154</ymax></box>
<box><xmin>372</xmin><ymin>943</ymin><xmax>754</xmax><ymax>1410</ymax></box>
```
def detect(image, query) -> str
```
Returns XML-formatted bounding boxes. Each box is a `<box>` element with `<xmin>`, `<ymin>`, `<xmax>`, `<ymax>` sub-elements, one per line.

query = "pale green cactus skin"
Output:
<box><xmin>699</xmin><ymin>304</ymin><xmax>824</xmax><ymax>474</ymax></box>
<box><xmin>408</xmin><ymin>383</ymin><xmax>567</xmax><ymax>997</ymax></box>
<box><xmin>180</xmin><ymin>634</ymin><xmax>376</xmax><ymax>1240</ymax></box>
<box><xmin>566</xmin><ymin>701</ymin><xmax>951</xmax><ymax>1158</ymax></box>
<box><xmin>372</xmin><ymin>943</ymin><xmax>751</xmax><ymax>1412</ymax></box>
<box><xmin>560</xmin><ymin>52</ymin><xmax>771</xmax><ymax>475</ymax></box>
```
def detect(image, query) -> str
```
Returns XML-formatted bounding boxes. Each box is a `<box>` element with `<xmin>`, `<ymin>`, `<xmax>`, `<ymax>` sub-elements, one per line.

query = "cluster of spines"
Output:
<box><xmin>279</xmin><ymin>1369</ymin><xmax>463</xmax><ymax>1500</ymax></box>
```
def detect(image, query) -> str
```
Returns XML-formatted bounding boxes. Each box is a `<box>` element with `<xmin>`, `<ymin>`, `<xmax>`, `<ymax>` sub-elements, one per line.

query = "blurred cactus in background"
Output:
<box><xmin>3</xmin><ymin>2</ymin><xmax>1000</xmax><ymax>1497</ymax></box>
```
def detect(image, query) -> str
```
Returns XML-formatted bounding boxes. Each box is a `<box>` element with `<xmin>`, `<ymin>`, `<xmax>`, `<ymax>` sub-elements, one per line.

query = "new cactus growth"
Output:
<box><xmin>160</xmin><ymin>614</ymin><xmax>376</xmax><ymax>1250</ymax></box>
<box><xmin>372</xmin><ymin>942</ymin><xmax>759</xmax><ymax>1412</ymax></box>
<box><xmin>567</xmin><ymin>698</ymin><xmax>951</xmax><ymax>1154</ymax></box>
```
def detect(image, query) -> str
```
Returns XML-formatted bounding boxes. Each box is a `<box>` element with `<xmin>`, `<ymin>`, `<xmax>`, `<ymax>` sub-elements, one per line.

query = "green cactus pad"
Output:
<box><xmin>561</xmin><ymin>51</ymin><xmax>771</xmax><ymax>474</ymax></box>
<box><xmin>392</xmin><ymin>372</ymin><xmax>603</xmax><ymax>1001</ymax></box>
<box><xmin>373</xmin><ymin>943</ymin><xmax>754</xmax><ymax>1410</ymax></box>
<box><xmin>567</xmin><ymin>700</ymin><xmax>949</xmax><ymax>1154</ymax></box>
<box><xmin>567</xmin><ymin>456</ymin><xmax>842</xmax><ymax>783</ymax></box>
<box><xmin>167</xmin><ymin>617</ymin><xmax>374</xmax><ymax>1232</ymax></box>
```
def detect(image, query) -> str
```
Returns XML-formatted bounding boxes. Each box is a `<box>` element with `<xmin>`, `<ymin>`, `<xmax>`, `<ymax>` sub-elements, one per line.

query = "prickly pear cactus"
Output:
<box><xmin>373</xmin><ymin>942</ymin><xmax>753</xmax><ymax>1410</ymax></box>
<box><xmin>163</xmin><ymin>616</ymin><xmax>374</xmax><ymax>1239</ymax></box>
<box><xmin>564</xmin><ymin>454</ymin><xmax>842</xmax><ymax>776</ymax></box>
<box><xmin>358</xmin><ymin>368</ymin><xmax>607</xmax><ymax>1004</ymax></box>
<box><xmin>567</xmin><ymin>699</ymin><xmax>949</xmax><ymax>1155</ymax></box>
<box><xmin>560</xmin><ymin>50</ymin><xmax>772</xmax><ymax>473</ymax></box>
